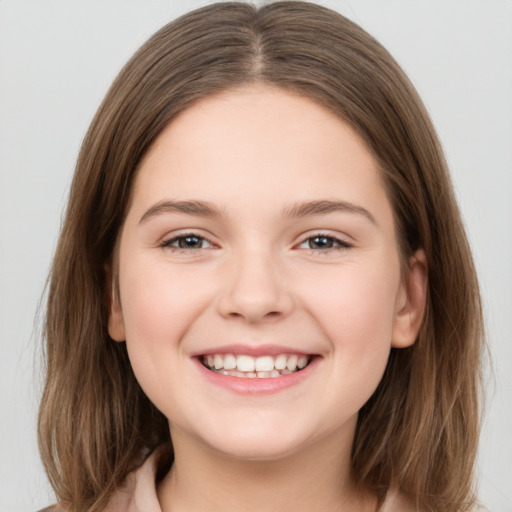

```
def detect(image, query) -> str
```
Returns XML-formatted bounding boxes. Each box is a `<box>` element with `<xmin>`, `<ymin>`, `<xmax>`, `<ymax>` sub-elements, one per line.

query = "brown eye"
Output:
<box><xmin>308</xmin><ymin>236</ymin><xmax>335</xmax><ymax>249</ymax></box>
<box><xmin>297</xmin><ymin>234</ymin><xmax>352</xmax><ymax>252</ymax></box>
<box><xmin>161</xmin><ymin>234</ymin><xmax>213</xmax><ymax>250</ymax></box>
<box><xmin>177</xmin><ymin>235</ymin><xmax>204</xmax><ymax>249</ymax></box>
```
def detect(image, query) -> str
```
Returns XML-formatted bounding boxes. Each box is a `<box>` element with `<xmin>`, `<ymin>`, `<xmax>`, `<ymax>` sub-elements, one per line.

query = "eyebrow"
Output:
<box><xmin>139</xmin><ymin>199</ymin><xmax>376</xmax><ymax>225</ymax></box>
<box><xmin>139</xmin><ymin>200</ymin><xmax>223</xmax><ymax>224</ymax></box>
<box><xmin>282</xmin><ymin>199</ymin><xmax>377</xmax><ymax>224</ymax></box>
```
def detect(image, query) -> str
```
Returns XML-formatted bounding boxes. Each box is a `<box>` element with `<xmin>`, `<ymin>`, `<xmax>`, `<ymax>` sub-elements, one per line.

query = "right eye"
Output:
<box><xmin>160</xmin><ymin>233</ymin><xmax>214</xmax><ymax>251</ymax></box>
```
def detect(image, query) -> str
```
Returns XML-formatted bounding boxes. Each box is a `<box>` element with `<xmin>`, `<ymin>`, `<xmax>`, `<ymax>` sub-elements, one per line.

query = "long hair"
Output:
<box><xmin>38</xmin><ymin>2</ymin><xmax>484</xmax><ymax>511</ymax></box>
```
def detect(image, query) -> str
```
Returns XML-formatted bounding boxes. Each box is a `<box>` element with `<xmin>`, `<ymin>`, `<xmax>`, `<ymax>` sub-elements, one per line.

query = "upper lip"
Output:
<box><xmin>191</xmin><ymin>344</ymin><xmax>315</xmax><ymax>358</ymax></box>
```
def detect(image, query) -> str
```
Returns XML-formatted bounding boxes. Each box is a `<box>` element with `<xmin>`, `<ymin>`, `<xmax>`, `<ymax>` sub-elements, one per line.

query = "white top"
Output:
<box><xmin>39</xmin><ymin>445</ymin><xmax>489</xmax><ymax>511</ymax></box>
<box><xmin>102</xmin><ymin>445</ymin><xmax>415</xmax><ymax>512</ymax></box>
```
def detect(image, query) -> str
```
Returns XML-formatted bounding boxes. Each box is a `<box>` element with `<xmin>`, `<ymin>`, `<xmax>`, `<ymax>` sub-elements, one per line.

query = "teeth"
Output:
<box><xmin>286</xmin><ymin>355</ymin><xmax>298</xmax><ymax>371</ymax></box>
<box><xmin>237</xmin><ymin>355</ymin><xmax>255</xmax><ymax>372</ymax></box>
<box><xmin>255</xmin><ymin>356</ymin><xmax>274</xmax><ymax>372</ymax></box>
<box><xmin>202</xmin><ymin>352</ymin><xmax>311</xmax><ymax>378</ymax></box>
<box><xmin>214</xmin><ymin>354</ymin><xmax>223</xmax><ymax>370</ymax></box>
<box><xmin>274</xmin><ymin>354</ymin><xmax>287</xmax><ymax>370</ymax></box>
<box><xmin>224</xmin><ymin>354</ymin><xmax>237</xmax><ymax>370</ymax></box>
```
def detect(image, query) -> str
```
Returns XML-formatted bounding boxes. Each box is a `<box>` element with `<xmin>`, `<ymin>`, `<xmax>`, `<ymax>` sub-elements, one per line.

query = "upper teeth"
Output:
<box><xmin>204</xmin><ymin>353</ymin><xmax>309</xmax><ymax>373</ymax></box>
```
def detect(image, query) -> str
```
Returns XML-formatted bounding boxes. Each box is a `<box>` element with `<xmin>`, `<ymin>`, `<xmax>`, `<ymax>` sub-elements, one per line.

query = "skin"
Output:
<box><xmin>109</xmin><ymin>84</ymin><xmax>427</xmax><ymax>512</ymax></box>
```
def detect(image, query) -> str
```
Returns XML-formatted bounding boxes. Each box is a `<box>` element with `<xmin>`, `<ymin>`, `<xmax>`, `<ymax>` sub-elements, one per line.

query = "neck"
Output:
<box><xmin>157</xmin><ymin>422</ymin><xmax>377</xmax><ymax>512</ymax></box>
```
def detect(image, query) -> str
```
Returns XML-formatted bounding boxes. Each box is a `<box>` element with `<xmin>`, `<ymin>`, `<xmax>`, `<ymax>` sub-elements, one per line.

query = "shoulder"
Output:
<box><xmin>379</xmin><ymin>491</ymin><xmax>415</xmax><ymax>512</ymax></box>
<box><xmin>380</xmin><ymin>491</ymin><xmax>491</xmax><ymax>512</ymax></box>
<box><xmin>36</xmin><ymin>444</ymin><xmax>172</xmax><ymax>512</ymax></box>
<box><xmin>103</xmin><ymin>443</ymin><xmax>171</xmax><ymax>512</ymax></box>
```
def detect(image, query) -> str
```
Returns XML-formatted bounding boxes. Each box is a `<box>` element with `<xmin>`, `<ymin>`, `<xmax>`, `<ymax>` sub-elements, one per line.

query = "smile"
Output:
<box><xmin>201</xmin><ymin>353</ymin><xmax>311</xmax><ymax>378</ymax></box>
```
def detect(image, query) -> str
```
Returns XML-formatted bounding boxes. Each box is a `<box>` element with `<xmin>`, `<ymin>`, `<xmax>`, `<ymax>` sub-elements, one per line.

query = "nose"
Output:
<box><xmin>217</xmin><ymin>248</ymin><xmax>294</xmax><ymax>323</ymax></box>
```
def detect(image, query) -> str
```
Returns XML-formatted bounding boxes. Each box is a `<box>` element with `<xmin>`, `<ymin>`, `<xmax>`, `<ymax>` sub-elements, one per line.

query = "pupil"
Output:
<box><xmin>179</xmin><ymin>236</ymin><xmax>202</xmax><ymax>249</ymax></box>
<box><xmin>310</xmin><ymin>236</ymin><xmax>332</xmax><ymax>249</ymax></box>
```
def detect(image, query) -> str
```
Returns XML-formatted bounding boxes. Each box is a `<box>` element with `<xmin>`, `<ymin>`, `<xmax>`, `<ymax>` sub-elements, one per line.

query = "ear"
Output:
<box><xmin>105</xmin><ymin>265</ymin><xmax>126</xmax><ymax>342</ymax></box>
<box><xmin>391</xmin><ymin>249</ymin><xmax>428</xmax><ymax>348</ymax></box>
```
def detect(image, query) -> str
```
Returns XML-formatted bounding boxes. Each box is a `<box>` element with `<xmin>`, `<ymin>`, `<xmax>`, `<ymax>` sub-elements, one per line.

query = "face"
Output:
<box><xmin>109</xmin><ymin>85</ymin><xmax>426</xmax><ymax>461</ymax></box>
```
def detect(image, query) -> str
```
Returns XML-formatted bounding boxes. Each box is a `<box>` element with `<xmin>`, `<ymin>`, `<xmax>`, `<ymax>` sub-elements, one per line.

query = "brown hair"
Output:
<box><xmin>38</xmin><ymin>2</ymin><xmax>484</xmax><ymax>511</ymax></box>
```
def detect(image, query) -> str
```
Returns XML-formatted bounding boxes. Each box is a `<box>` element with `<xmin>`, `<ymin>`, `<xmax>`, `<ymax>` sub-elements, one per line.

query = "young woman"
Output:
<box><xmin>37</xmin><ymin>2</ymin><xmax>485</xmax><ymax>511</ymax></box>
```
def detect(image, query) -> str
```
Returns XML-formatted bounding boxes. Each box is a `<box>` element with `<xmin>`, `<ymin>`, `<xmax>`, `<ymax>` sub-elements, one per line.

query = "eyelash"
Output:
<box><xmin>296</xmin><ymin>234</ymin><xmax>353</xmax><ymax>252</ymax></box>
<box><xmin>159</xmin><ymin>233</ymin><xmax>215</xmax><ymax>251</ymax></box>
<box><xmin>159</xmin><ymin>232</ymin><xmax>353</xmax><ymax>253</ymax></box>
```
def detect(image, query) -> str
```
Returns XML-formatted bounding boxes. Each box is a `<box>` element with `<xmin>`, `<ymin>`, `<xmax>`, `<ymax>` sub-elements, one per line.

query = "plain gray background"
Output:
<box><xmin>1</xmin><ymin>1</ymin><xmax>511</xmax><ymax>510</ymax></box>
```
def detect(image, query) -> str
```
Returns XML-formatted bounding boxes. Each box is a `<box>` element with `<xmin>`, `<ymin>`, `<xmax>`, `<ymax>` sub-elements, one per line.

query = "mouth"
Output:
<box><xmin>200</xmin><ymin>353</ymin><xmax>314</xmax><ymax>379</ymax></box>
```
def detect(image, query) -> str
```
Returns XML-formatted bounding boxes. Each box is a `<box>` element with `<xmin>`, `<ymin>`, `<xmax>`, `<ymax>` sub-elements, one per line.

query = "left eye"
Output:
<box><xmin>297</xmin><ymin>235</ymin><xmax>351</xmax><ymax>250</ymax></box>
<box><xmin>161</xmin><ymin>234</ymin><xmax>213</xmax><ymax>250</ymax></box>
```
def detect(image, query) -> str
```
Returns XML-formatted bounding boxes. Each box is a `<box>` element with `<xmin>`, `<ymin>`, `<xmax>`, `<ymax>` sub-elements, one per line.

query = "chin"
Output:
<box><xmin>195</xmin><ymin>419</ymin><xmax>321</xmax><ymax>462</ymax></box>
<box><xmin>209</xmin><ymin>437</ymin><xmax>304</xmax><ymax>462</ymax></box>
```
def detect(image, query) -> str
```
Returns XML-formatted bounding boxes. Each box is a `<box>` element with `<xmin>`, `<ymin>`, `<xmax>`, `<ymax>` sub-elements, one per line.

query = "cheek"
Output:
<box><xmin>304</xmin><ymin>264</ymin><xmax>400</xmax><ymax>422</ymax></box>
<box><xmin>302</xmin><ymin>261</ymin><xmax>400</xmax><ymax>354</ymax></box>
<box><xmin>119</xmin><ymin>261</ymin><xmax>212</xmax><ymax>370</ymax></box>
<box><xmin>118</xmin><ymin>262</ymin><xmax>214</xmax><ymax>418</ymax></box>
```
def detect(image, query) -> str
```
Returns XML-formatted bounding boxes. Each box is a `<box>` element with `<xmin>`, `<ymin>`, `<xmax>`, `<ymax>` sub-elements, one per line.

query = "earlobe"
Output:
<box><xmin>391</xmin><ymin>249</ymin><xmax>428</xmax><ymax>348</ymax></box>
<box><xmin>105</xmin><ymin>265</ymin><xmax>126</xmax><ymax>342</ymax></box>
<box><xmin>108</xmin><ymin>294</ymin><xmax>126</xmax><ymax>342</ymax></box>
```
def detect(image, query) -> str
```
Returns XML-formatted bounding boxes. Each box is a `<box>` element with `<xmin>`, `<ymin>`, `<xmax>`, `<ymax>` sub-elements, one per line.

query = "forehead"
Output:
<box><xmin>129</xmin><ymin>85</ymin><xmax>393</xmax><ymax>227</ymax></box>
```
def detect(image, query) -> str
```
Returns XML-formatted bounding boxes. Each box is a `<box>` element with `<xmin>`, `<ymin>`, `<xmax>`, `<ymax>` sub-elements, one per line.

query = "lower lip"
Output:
<box><xmin>194</xmin><ymin>357</ymin><xmax>319</xmax><ymax>395</ymax></box>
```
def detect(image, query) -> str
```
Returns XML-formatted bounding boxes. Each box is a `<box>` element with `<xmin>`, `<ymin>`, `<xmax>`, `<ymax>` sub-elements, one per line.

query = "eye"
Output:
<box><xmin>297</xmin><ymin>234</ymin><xmax>352</xmax><ymax>251</ymax></box>
<box><xmin>160</xmin><ymin>233</ymin><xmax>214</xmax><ymax>250</ymax></box>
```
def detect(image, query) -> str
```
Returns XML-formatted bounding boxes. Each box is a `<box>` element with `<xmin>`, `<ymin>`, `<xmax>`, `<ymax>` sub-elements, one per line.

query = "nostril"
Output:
<box><xmin>216</xmin><ymin>269</ymin><xmax>294</xmax><ymax>323</ymax></box>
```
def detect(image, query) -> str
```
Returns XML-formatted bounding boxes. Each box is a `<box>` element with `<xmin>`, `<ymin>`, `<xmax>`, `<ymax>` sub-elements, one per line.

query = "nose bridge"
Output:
<box><xmin>217</xmin><ymin>243</ymin><xmax>293</xmax><ymax>322</ymax></box>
